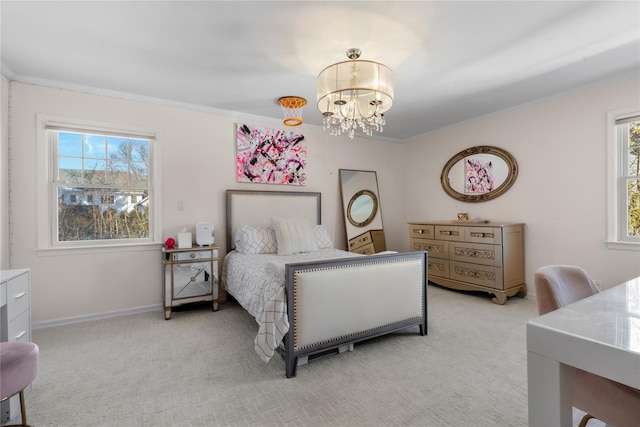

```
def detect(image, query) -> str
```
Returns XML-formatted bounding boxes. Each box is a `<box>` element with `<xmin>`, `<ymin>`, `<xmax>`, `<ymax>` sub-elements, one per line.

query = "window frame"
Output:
<box><xmin>37</xmin><ymin>115</ymin><xmax>163</xmax><ymax>252</ymax></box>
<box><xmin>606</xmin><ymin>106</ymin><xmax>640</xmax><ymax>250</ymax></box>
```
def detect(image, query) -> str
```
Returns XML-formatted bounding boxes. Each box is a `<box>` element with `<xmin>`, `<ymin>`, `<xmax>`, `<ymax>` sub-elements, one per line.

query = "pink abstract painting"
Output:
<box><xmin>465</xmin><ymin>157</ymin><xmax>494</xmax><ymax>193</ymax></box>
<box><xmin>236</xmin><ymin>124</ymin><xmax>306</xmax><ymax>185</ymax></box>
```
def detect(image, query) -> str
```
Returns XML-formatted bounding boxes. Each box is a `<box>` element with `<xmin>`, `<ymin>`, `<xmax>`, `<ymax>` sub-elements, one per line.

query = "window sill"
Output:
<box><xmin>37</xmin><ymin>242</ymin><xmax>162</xmax><ymax>256</ymax></box>
<box><xmin>605</xmin><ymin>241</ymin><xmax>640</xmax><ymax>251</ymax></box>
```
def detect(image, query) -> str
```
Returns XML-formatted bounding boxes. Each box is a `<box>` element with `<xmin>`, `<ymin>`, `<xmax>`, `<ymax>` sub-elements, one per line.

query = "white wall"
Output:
<box><xmin>402</xmin><ymin>72</ymin><xmax>640</xmax><ymax>289</ymax></box>
<box><xmin>7</xmin><ymin>82</ymin><xmax>403</xmax><ymax>325</ymax></box>
<box><xmin>0</xmin><ymin>74</ymin><xmax>9</xmax><ymax>269</ymax></box>
<box><xmin>5</xmin><ymin>73</ymin><xmax>640</xmax><ymax>325</ymax></box>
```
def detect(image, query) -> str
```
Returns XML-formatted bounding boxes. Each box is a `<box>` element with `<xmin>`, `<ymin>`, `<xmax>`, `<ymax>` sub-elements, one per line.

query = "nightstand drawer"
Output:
<box><xmin>7</xmin><ymin>273</ymin><xmax>29</xmax><ymax>321</ymax></box>
<box><xmin>172</xmin><ymin>250</ymin><xmax>213</xmax><ymax>262</ymax></box>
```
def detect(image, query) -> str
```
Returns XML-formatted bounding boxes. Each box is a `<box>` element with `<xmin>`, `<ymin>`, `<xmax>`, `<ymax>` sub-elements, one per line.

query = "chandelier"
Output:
<box><xmin>317</xmin><ymin>48</ymin><xmax>394</xmax><ymax>139</ymax></box>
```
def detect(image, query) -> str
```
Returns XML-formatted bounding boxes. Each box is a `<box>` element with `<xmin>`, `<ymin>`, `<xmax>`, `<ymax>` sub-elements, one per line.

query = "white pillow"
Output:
<box><xmin>313</xmin><ymin>224</ymin><xmax>334</xmax><ymax>249</ymax></box>
<box><xmin>234</xmin><ymin>224</ymin><xmax>277</xmax><ymax>255</ymax></box>
<box><xmin>271</xmin><ymin>217</ymin><xmax>319</xmax><ymax>256</ymax></box>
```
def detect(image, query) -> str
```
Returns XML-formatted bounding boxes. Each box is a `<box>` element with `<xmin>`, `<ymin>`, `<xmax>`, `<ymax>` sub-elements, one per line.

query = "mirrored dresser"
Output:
<box><xmin>408</xmin><ymin>221</ymin><xmax>527</xmax><ymax>304</ymax></box>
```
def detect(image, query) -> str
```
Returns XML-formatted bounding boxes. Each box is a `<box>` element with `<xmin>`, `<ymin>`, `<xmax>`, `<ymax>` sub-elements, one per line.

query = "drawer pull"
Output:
<box><xmin>189</xmin><ymin>253</ymin><xmax>196</xmax><ymax>259</ymax></box>
<box><xmin>15</xmin><ymin>330</ymin><xmax>26</xmax><ymax>339</ymax></box>
<box><xmin>417</xmin><ymin>229</ymin><xmax>424</xmax><ymax>234</ymax></box>
<box><xmin>14</xmin><ymin>292</ymin><xmax>27</xmax><ymax>300</ymax></box>
<box><xmin>470</xmin><ymin>232</ymin><xmax>495</xmax><ymax>239</ymax></box>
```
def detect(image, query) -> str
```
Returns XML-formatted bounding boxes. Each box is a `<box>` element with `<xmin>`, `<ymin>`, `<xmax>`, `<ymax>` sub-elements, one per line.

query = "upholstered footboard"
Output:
<box><xmin>283</xmin><ymin>251</ymin><xmax>428</xmax><ymax>377</ymax></box>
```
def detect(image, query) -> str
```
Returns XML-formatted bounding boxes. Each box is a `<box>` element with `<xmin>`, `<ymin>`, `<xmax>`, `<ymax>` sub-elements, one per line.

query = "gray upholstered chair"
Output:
<box><xmin>535</xmin><ymin>265</ymin><xmax>640</xmax><ymax>427</ymax></box>
<box><xmin>0</xmin><ymin>341</ymin><xmax>39</xmax><ymax>427</ymax></box>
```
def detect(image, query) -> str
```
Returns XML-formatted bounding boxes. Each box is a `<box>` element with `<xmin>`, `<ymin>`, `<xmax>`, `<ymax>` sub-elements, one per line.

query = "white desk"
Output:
<box><xmin>0</xmin><ymin>268</ymin><xmax>31</xmax><ymax>423</ymax></box>
<box><xmin>0</xmin><ymin>280</ymin><xmax>5</xmax><ymax>307</ymax></box>
<box><xmin>527</xmin><ymin>276</ymin><xmax>640</xmax><ymax>426</ymax></box>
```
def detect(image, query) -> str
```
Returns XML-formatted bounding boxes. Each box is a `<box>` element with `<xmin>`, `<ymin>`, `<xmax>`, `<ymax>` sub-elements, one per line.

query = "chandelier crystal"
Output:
<box><xmin>317</xmin><ymin>48</ymin><xmax>394</xmax><ymax>139</ymax></box>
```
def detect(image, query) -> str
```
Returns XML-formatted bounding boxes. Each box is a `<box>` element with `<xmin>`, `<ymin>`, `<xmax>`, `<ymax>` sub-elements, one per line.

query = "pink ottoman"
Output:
<box><xmin>0</xmin><ymin>342</ymin><xmax>39</xmax><ymax>427</ymax></box>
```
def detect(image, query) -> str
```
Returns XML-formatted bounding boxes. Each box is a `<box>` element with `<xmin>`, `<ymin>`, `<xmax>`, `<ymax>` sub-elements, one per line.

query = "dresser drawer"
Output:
<box><xmin>451</xmin><ymin>262</ymin><xmax>503</xmax><ymax>290</ymax></box>
<box><xmin>349</xmin><ymin>231</ymin><xmax>372</xmax><ymax>251</ymax></box>
<box><xmin>450</xmin><ymin>241</ymin><xmax>502</xmax><ymax>267</ymax></box>
<box><xmin>434</xmin><ymin>225</ymin><xmax>462</xmax><ymax>241</ymax></box>
<box><xmin>410</xmin><ymin>238</ymin><xmax>449</xmax><ymax>259</ymax></box>
<box><xmin>464</xmin><ymin>227</ymin><xmax>502</xmax><ymax>244</ymax></box>
<box><xmin>352</xmin><ymin>242</ymin><xmax>375</xmax><ymax>255</ymax></box>
<box><xmin>8</xmin><ymin>310</ymin><xmax>30</xmax><ymax>342</ymax></box>
<box><xmin>428</xmin><ymin>258</ymin><xmax>450</xmax><ymax>278</ymax></box>
<box><xmin>6</xmin><ymin>273</ymin><xmax>29</xmax><ymax>321</ymax></box>
<box><xmin>409</xmin><ymin>224</ymin><xmax>435</xmax><ymax>239</ymax></box>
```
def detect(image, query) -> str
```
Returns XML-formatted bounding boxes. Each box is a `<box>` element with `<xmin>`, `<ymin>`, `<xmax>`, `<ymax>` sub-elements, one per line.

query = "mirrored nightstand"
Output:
<box><xmin>162</xmin><ymin>246</ymin><xmax>219</xmax><ymax>320</ymax></box>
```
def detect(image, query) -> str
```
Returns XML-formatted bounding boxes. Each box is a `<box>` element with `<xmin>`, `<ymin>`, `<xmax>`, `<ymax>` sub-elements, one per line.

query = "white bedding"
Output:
<box><xmin>222</xmin><ymin>248</ymin><xmax>361</xmax><ymax>362</ymax></box>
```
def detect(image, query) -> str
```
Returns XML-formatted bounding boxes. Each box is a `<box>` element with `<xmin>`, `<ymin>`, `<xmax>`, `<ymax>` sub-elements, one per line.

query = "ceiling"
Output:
<box><xmin>2</xmin><ymin>1</ymin><xmax>639</xmax><ymax>142</ymax></box>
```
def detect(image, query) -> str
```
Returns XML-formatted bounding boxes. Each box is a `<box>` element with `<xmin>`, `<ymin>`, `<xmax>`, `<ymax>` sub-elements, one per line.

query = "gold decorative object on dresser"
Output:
<box><xmin>349</xmin><ymin>229</ymin><xmax>386</xmax><ymax>255</ymax></box>
<box><xmin>408</xmin><ymin>221</ymin><xmax>526</xmax><ymax>304</ymax></box>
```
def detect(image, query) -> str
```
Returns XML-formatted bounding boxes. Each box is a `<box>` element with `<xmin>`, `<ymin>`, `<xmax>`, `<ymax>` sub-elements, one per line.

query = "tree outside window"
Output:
<box><xmin>52</xmin><ymin>129</ymin><xmax>152</xmax><ymax>243</ymax></box>
<box><xmin>627</xmin><ymin>120</ymin><xmax>640</xmax><ymax>238</ymax></box>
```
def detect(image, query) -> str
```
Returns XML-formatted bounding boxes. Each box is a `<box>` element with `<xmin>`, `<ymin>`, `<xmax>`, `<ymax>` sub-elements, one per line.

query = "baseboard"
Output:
<box><xmin>32</xmin><ymin>304</ymin><xmax>163</xmax><ymax>330</ymax></box>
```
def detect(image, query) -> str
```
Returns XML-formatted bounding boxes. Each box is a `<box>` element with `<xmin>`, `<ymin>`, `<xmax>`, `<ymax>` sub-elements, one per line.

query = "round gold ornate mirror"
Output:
<box><xmin>347</xmin><ymin>190</ymin><xmax>378</xmax><ymax>227</ymax></box>
<box><xmin>441</xmin><ymin>145</ymin><xmax>518</xmax><ymax>203</ymax></box>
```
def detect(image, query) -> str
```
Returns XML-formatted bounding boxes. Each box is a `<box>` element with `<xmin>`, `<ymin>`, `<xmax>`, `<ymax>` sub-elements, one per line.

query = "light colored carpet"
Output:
<box><xmin>21</xmin><ymin>284</ymin><xmax>603</xmax><ymax>427</ymax></box>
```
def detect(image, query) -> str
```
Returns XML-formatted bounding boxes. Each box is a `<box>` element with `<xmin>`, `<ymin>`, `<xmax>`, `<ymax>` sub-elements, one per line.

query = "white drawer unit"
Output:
<box><xmin>0</xmin><ymin>268</ymin><xmax>31</xmax><ymax>423</ymax></box>
<box><xmin>162</xmin><ymin>246</ymin><xmax>220</xmax><ymax>320</ymax></box>
<box><xmin>409</xmin><ymin>222</ymin><xmax>527</xmax><ymax>304</ymax></box>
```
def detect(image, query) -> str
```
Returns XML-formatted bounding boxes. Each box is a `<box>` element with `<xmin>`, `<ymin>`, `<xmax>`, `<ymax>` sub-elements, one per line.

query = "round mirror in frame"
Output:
<box><xmin>347</xmin><ymin>190</ymin><xmax>378</xmax><ymax>227</ymax></box>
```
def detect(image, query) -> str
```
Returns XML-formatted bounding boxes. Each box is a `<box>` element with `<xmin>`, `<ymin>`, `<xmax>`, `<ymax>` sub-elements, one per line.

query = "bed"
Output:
<box><xmin>223</xmin><ymin>189</ymin><xmax>428</xmax><ymax>377</ymax></box>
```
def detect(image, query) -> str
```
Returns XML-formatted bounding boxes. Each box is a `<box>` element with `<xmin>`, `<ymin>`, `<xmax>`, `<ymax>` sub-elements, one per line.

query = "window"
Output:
<box><xmin>607</xmin><ymin>107</ymin><xmax>640</xmax><ymax>249</ymax></box>
<box><xmin>38</xmin><ymin>117</ymin><xmax>161</xmax><ymax>249</ymax></box>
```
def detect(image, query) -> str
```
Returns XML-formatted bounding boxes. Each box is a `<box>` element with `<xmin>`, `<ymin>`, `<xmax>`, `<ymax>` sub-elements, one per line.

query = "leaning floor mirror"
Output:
<box><xmin>339</xmin><ymin>169</ymin><xmax>386</xmax><ymax>254</ymax></box>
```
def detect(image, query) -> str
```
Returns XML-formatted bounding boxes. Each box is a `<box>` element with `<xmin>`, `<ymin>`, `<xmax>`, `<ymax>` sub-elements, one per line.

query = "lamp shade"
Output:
<box><xmin>317</xmin><ymin>59</ymin><xmax>394</xmax><ymax>117</ymax></box>
<box><xmin>316</xmin><ymin>49</ymin><xmax>394</xmax><ymax>139</ymax></box>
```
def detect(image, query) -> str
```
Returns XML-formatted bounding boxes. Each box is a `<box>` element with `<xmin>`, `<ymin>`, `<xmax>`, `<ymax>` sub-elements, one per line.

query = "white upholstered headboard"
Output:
<box><xmin>225</xmin><ymin>190</ymin><xmax>321</xmax><ymax>251</ymax></box>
